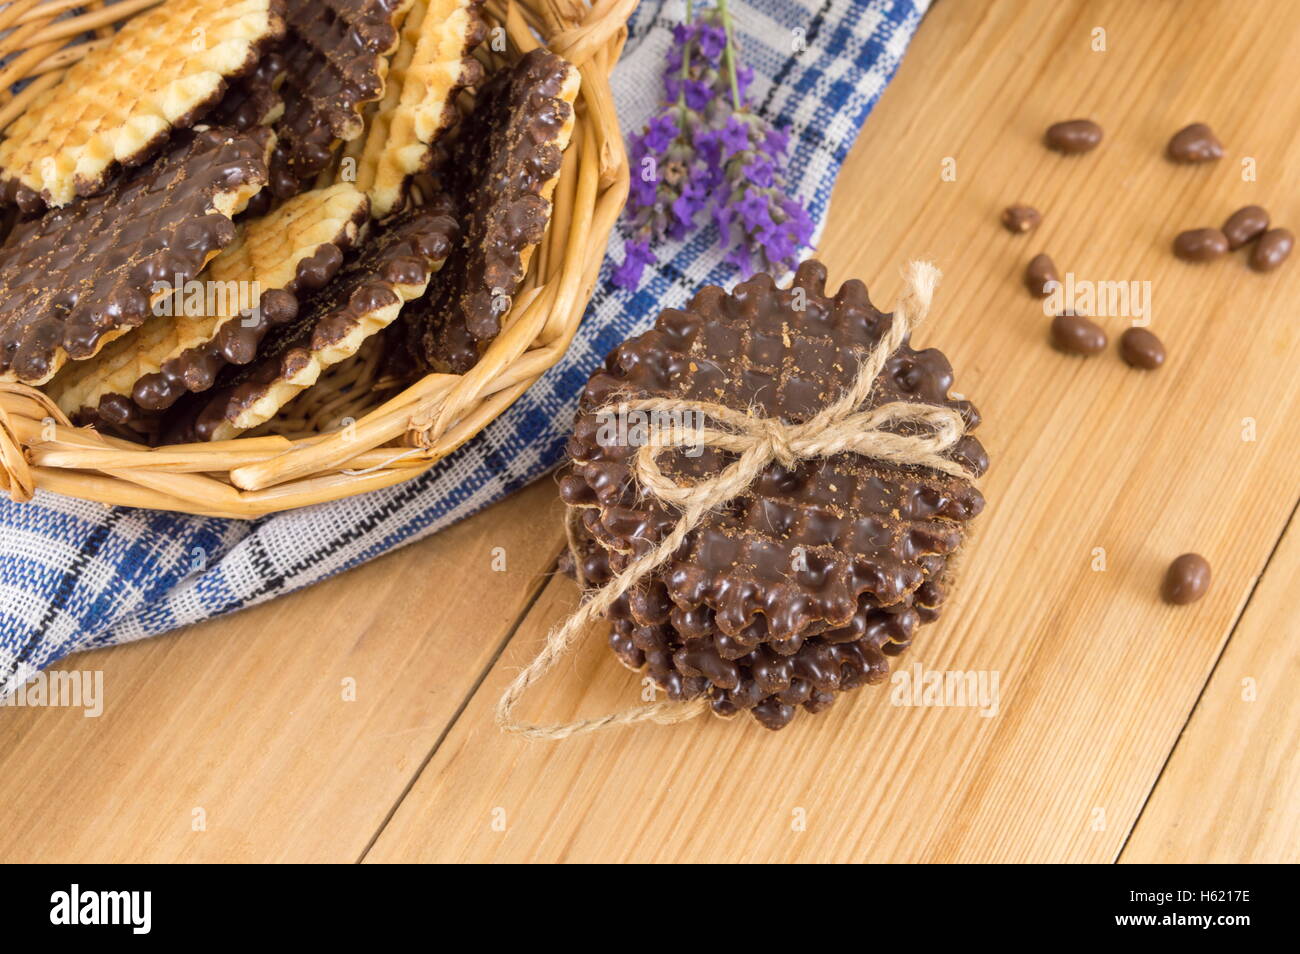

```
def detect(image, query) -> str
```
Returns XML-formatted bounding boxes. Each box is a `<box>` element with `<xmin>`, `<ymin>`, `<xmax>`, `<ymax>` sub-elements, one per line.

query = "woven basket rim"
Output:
<box><xmin>0</xmin><ymin>0</ymin><xmax>632</xmax><ymax>518</ymax></box>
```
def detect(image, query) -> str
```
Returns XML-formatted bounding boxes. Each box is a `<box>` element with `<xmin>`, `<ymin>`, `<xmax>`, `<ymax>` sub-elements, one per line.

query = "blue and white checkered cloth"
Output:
<box><xmin>0</xmin><ymin>0</ymin><xmax>929</xmax><ymax>697</ymax></box>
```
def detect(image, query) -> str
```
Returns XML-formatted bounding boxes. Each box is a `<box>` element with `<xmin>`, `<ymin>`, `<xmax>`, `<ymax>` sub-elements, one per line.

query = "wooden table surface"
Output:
<box><xmin>2</xmin><ymin>0</ymin><xmax>1297</xmax><ymax>864</ymax></box>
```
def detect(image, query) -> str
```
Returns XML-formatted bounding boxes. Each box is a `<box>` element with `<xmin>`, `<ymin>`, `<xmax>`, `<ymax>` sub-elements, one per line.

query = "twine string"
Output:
<box><xmin>496</xmin><ymin>261</ymin><xmax>973</xmax><ymax>740</ymax></box>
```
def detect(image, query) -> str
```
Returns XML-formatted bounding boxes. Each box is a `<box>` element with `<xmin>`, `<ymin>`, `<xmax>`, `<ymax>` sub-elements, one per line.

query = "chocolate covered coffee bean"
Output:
<box><xmin>1162</xmin><ymin>553</ymin><xmax>1211</xmax><ymax>605</ymax></box>
<box><xmin>1045</xmin><ymin>119</ymin><xmax>1103</xmax><ymax>154</ymax></box>
<box><xmin>1173</xmin><ymin>228</ymin><xmax>1229</xmax><ymax>262</ymax></box>
<box><xmin>1166</xmin><ymin>123</ymin><xmax>1224</xmax><ymax>163</ymax></box>
<box><xmin>1222</xmin><ymin>205</ymin><xmax>1269</xmax><ymax>250</ymax></box>
<box><xmin>1001</xmin><ymin>205</ymin><xmax>1041</xmax><ymax>234</ymax></box>
<box><xmin>1025</xmin><ymin>253</ymin><xmax>1060</xmax><ymax>297</ymax></box>
<box><xmin>1119</xmin><ymin>327</ymin><xmax>1165</xmax><ymax>370</ymax></box>
<box><xmin>1250</xmin><ymin>228</ymin><xmax>1293</xmax><ymax>272</ymax></box>
<box><xmin>1050</xmin><ymin>313</ymin><xmax>1107</xmax><ymax>355</ymax></box>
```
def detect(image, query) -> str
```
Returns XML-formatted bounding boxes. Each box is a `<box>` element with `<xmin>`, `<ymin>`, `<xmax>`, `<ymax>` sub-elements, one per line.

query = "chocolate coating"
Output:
<box><xmin>403</xmin><ymin>49</ymin><xmax>575</xmax><ymax>373</ymax></box>
<box><xmin>1166</xmin><ymin>123</ymin><xmax>1224</xmax><ymax>163</ymax></box>
<box><xmin>1050</xmin><ymin>312</ymin><xmax>1107</xmax><ymax>355</ymax></box>
<box><xmin>1249</xmin><ymin>228</ymin><xmax>1293</xmax><ymax>272</ymax></box>
<box><xmin>613</xmin><ymin>609</ymin><xmax>902</xmax><ymax>731</ymax></box>
<box><xmin>75</xmin><ymin>392</ymin><xmax>164</xmax><ymax>444</ymax></box>
<box><xmin>1162</xmin><ymin>553</ymin><xmax>1211</xmax><ymax>605</ymax></box>
<box><xmin>0</xmin><ymin>177</ymin><xmax>46</xmax><ymax>221</ymax></box>
<box><xmin>1222</xmin><ymin>205</ymin><xmax>1270</xmax><ymax>250</ymax></box>
<box><xmin>209</xmin><ymin>50</ymin><xmax>288</xmax><ymax>132</ymax></box>
<box><xmin>1045</xmin><ymin>119</ymin><xmax>1103</xmax><ymax>154</ymax></box>
<box><xmin>1025</xmin><ymin>253</ymin><xmax>1060</xmax><ymax>297</ymax></box>
<box><xmin>270</xmin><ymin>0</ymin><xmax>408</xmax><ymax>197</ymax></box>
<box><xmin>1001</xmin><ymin>205</ymin><xmax>1041</xmax><ymax>234</ymax></box>
<box><xmin>239</xmin><ymin>188</ymin><xmax>277</xmax><ymax>221</ymax></box>
<box><xmin>559</xmin><ymin>259</ymin><xmax>987</xmax><ymax>651</ymax></box>
<box><xmin>167</xmin><ymin>200</ymin><xmax>459</xmax><ymax>441</ymax></box>
<box><xmin>562</xmin><ymin>501</ymin><xmax>936</xmax><ymax>731</ymax></box>
<box><xmin>0</xmin><ymin>126</ymin><xmax>271</xmax><ymax>383</ymax></box>
<box><xmin>132</xmin><ymin>241</ymin><xmax>350</xmax><ymax>413</ymax></box>
<box><xmin>1173</xmin><ymin>227</ymin><xmax>1229</xmax><ymax>262</ymax></box>
<box><xmin>1118</xmin><ymin>327</ymin><xmax>1165</xmax><ymax>369</ymax></box>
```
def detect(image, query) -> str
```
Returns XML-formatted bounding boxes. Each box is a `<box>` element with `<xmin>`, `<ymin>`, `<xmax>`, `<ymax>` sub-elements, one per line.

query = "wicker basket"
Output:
<box><xmin>0</xmin><ymin>0</ymin><xmax>631</xmax><ymax>518</ymax></box>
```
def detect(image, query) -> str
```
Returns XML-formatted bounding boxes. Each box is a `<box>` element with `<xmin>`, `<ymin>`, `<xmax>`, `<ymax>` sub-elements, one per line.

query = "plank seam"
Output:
<box><xmin>1115</xmin><ymin>493</ymin><xmax>1300</xmax><ymax>863</ymax></box>
<box><xmin>353</xmin><ymin>535</ymin><xmax>571</xmax><ymax>863</ymax></box>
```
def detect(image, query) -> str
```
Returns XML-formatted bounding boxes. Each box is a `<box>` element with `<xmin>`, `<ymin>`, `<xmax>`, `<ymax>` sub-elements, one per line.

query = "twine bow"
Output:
<box><xmin>497</xmin><ymin>262</ymin><xmax>976</xmax><ymax>739</ymax></box>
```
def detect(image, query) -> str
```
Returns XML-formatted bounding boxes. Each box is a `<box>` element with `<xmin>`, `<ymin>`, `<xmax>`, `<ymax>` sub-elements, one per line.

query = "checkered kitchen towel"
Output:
<box><xmin>0</xmin><ymin>0</ymin><xmax>930</xmax><ymax>696</ymax></box>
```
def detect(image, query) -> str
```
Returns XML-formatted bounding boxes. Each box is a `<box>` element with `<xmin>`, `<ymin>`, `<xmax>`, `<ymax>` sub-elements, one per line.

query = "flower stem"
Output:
<box><xmin>677</xmin><ymin>0</ymin><xmax>693</xmax><ymax>108</ymax></box>
<box><xmin>716</xmin><ymin>0</ymin><xmax>742</xmax><ymax>109</ymax></box>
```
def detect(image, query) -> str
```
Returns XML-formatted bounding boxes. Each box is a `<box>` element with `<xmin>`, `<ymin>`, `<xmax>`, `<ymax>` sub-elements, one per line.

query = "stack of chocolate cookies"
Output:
<box><xmin>0</xmin><ymin>0</ymin><xmax>580</xmax><ymax>444</ymax></box>
<box><xmin>558</xmin><ymin>261</ymin><xmax>988</xmax><ymax>730</ymax></box>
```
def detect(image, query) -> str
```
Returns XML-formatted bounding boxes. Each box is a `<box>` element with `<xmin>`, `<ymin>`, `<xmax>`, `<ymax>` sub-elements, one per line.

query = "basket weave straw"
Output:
<box><xmin>0</xmin><ymin>0</ymin><xmax>632</xmax><ymax>518</ymax></box>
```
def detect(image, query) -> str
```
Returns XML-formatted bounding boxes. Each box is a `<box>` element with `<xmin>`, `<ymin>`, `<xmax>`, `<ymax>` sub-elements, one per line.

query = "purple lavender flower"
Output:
<box><xmin>612</xmin><ymin>239</ymin><xmax>657</xmax><ymax>291</ymax></box>
<box><xmin>783</xmin><ymin>197</ymin><xmax>815</xmax><ymax>244</ymax></box>
<box><xmin>742</xmin><ymin>154</ymin><xmax>775</xmax><ymax>188</ymax></box>
<box><xmin>642</xmin><ymin>114</ymin><xmax>678</xmax><ymax>153</ymax></box>
<box><xmin>613</xmin><ymin>2</ymin><xmax>814</xmax><ymax>289</ymax></box>
<box><xmin>734</xmin><ymin>189</ymin><xmax>772</xmax><ymax>232</ymax></box>
<box><xmin>697</xmin><ymin>23</ymin><xmax>727</xmax><ymax>62</ymax></box>
<box><xmin>763</xmin><ymin>125</ymin><xmax>788</xmax><ymax>155</ymax></box>
<box><xmin>708</xmin><ymin>110</ymin><xmax>815</xmax><ymax>275</ymax></box>
<box><xmin>672</xmin><ymin>177</ymin><xmax>710</xmax><ymax>226</ymax></box>
<box><xmin>725</xmin><ymin>245</ymin><xmax>751</xmax><ymax>271</ymax></box>
<box><xmin>712</xmin><ymin>193</ymin><xmax>733</xmax><ymax>233</ymax></box>
<box><xmin>717</xmin><ymin>114</ymin><xmax>750</xmax><ymax>157</ymax></box>
<box><xmin>692</xmin><ymin>127</ymin><xmax>724</xmax><ymax>181</ymax></box>
<box><xmin>682</xmin><ymin>78</ymin><xmax>713</xmax><ymax>112</ymax></box>
<box><xmin>735</xmin><ymin>64</ymin><xmax>755</xmax><ymax>101</ymax></box>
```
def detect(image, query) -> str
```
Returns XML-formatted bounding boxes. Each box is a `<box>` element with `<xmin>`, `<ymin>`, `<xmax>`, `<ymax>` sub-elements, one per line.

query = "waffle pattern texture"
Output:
<box><xmin>0</xmin><ymin>0</ymin><xmax>283</xmax><ymax>210</ymax></box>
<box><xmin>558</xmin><ymin>261</ymin><xmax>985</xmax><ymax>729</ymax></box>
<box><xmin>0</xmin><ymin>0</ymin><xmax>931</xmax><ymax>698</ymax></box>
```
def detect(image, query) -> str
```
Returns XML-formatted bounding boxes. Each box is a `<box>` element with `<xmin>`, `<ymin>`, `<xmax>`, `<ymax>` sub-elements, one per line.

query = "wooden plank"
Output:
<box><xmin>363</xmin><ymin>0</ymin><xmax>1300</xmax><ymax>862</ymax></box>
<box><xmin>0</xmin><ymin>479</ymin><xmax>566</xmax><ymax>863</ymax></box>
<box><xmin>1121</xmin><ymin>511</ymin><xmax>1300</xmax><ymax>864</ymax></box>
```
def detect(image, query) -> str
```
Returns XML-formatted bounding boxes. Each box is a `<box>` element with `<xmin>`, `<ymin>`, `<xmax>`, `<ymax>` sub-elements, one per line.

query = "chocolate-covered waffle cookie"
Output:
<box><xmin>612</xmin><ymin>612</ymin><xmax>902</xmax><ymax>731</ymax></box>
<box><xmin>562</xmin><ymin>508</ymin><xmax>931</xmax><ymax>730</ymax></box>
<box><xmin>269</xmin><ymin>0</ymin><xmax>415</xmax><ymax>198</ymax></box>
<box><xmin>559</xmin><ymin>259</ymin><xmax>987</xmax><ymax>647</ymax></box>
<box><xmin>48</xmin><ymin>183</ymin><xmax>370</xmax><ymax>440</ymax></box>
<box><xmin>166</xmin><ymin>199</ymin><xmax>458</xmax><ymax>442</ymax></box>
<box><xmin>502</xmin><ymin>261</ymin><xmax>986</xmax><ymax>738</ymax></box>
<box><xmin>539</xmin><ymin>262</ymin><xmax>985</xmax><ymax>732</ymax></box>
<box><xmin>0</xmin><ymin>0</ymin><xmax>285</xmax><ymax>215</ymax></box>
<box><xmin>402</xmin><ymin>48</ymin><xmax>579</xmax><ymax>373</ymax></box>
<box><xmin>0</xmin><ymin>126</ymin><xmax>273</xmax><ymax>386</ymax></box>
